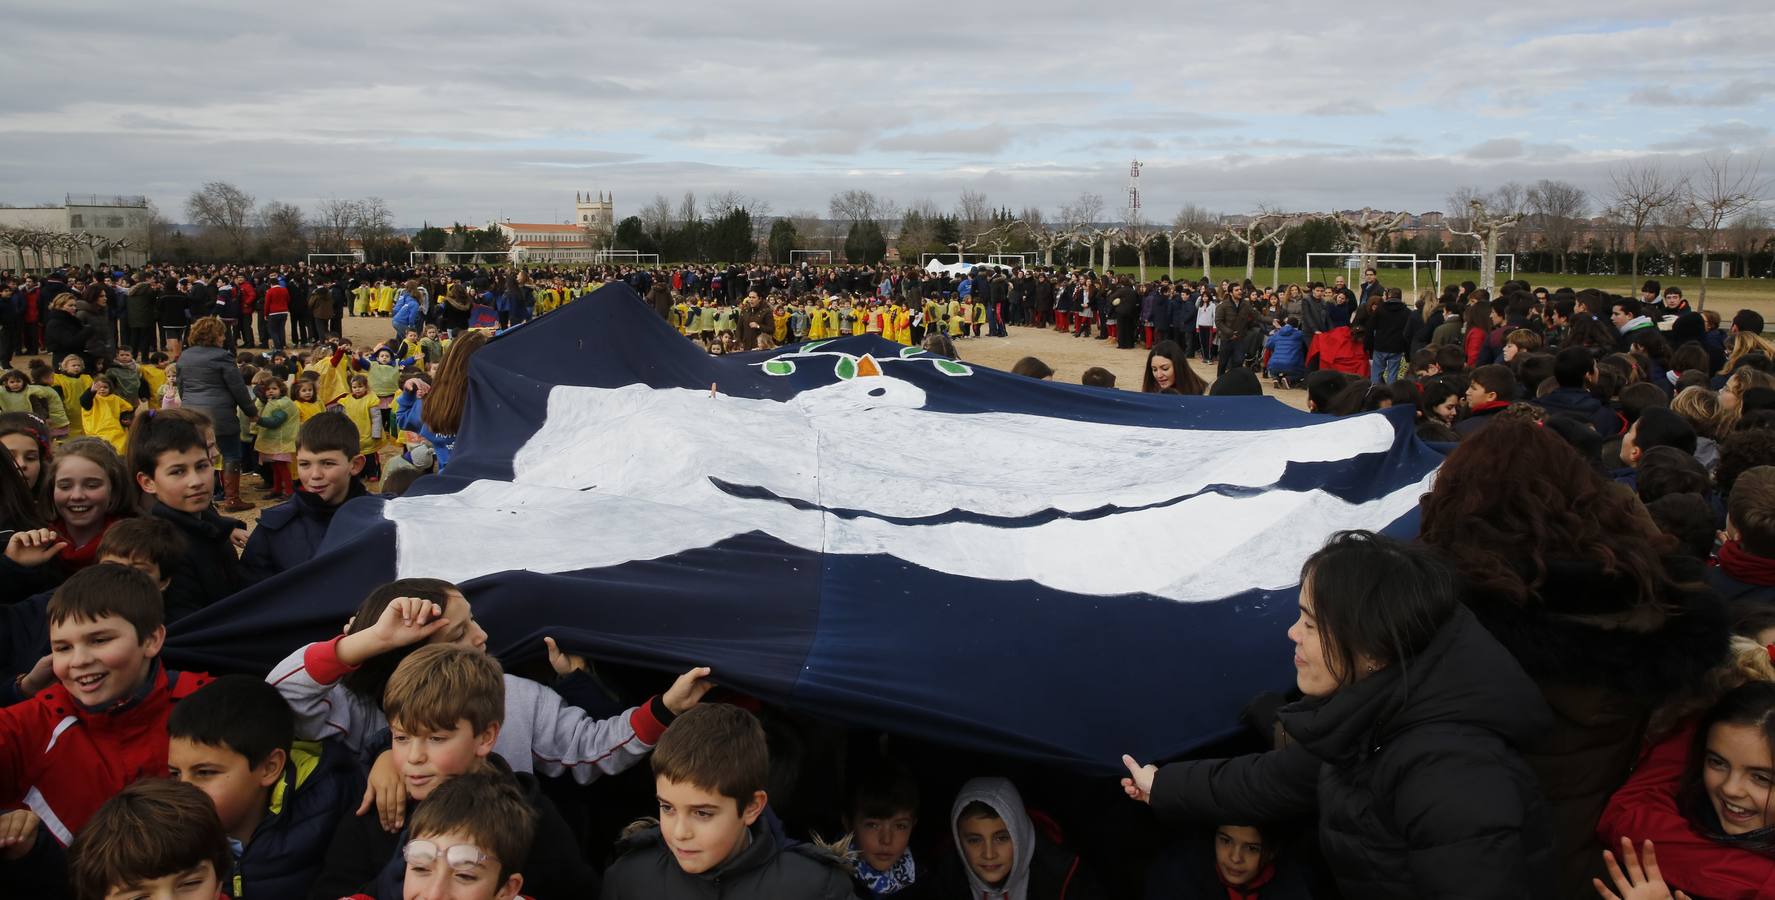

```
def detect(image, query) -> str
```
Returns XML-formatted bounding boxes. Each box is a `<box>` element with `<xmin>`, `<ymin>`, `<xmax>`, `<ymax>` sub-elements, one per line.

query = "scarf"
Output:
<box><xmin>849</xmin><ymin>849</ymin><xmax>917</xmax><ymax>897</ymax></box>
<box><xmin>1219</xmin><ymin>862</ymin><xmax>1276</xmax><ymax>900</ymax></box>
<box><xmin>1718</xmin><ymin>539</ymin><xmax>1775</xmax><ymax>586</ymax></box>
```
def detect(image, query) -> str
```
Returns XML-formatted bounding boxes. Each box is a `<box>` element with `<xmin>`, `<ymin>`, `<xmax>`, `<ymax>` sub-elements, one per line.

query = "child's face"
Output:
<box><xmin>853</xmin><ymin>810</ymin><xmax>916</xmax><ymax>873</ymax></box>
<box><xmin>62</xmin><ymin>358</ymin><xmax>84</xmax><ymax>375</ymax></box>
<box><xmin>100</xmin><ymin>860</ymin><xmax>220</xmax><ymax>900</ymax></box>
<box><xmin>655</xmin><ymin>775</ymin><xmax>765</xmax><ymax>875</ymax></box>
<box><xmin>376</xmin><ymin>350</ymin><xmax>393</xmax><ymax>364</ymax></box>
<box><xmin>1214</xmin><ymin>825</ymin><xmax>1267</xmax><ymax>886</ymax></box>
<box><xmin>2</xmin><ymin>375</ymin><xmax>22</xmax><ymax>393</ymax></box>
<box><xmin>1620</xmin><ymin>421</ymin><xmax>1640</xmax><ymax>468</ymax></box>
<box><xmin>351</xmin><ymin>381</ymin><xmax>369</xmax><ymax>398</ymax></box>
<box><xmin>1464</xmin><ymin>380</ymin><xmax>1494</xmax><ymax>409</ymax></box>
<box><xmin>93</xmin><ymin>378</ymin><xmax>111</xmax><ymax>396</ymax></box>
<box><xmin>49</xmin><ymin>612</ymin><xmax>164</xmax><ymax>708</ymax></box>
<box><xmin>402</xmin><ymin>829</ymin><xmax>524</xmax><ymax>900</ymax></box>
<box><xmin>297</xmin><ymin>448</ymin><xmax>361</xmax><ymax>505</ymax></box>
<box><xmin>957</xmin><ymin>812</ymin><xmax>1015</xmax><ymax>887</ymax></box>
<box><xmin>389</xmin><ymin>718</ymin><xmax>497</xmax><ymax>802</ymax></box>
<box><xmin>264</xmin><ymin>381</ymin><xmax>282</xmax><ymax>399</ymax></box>
<box><xmin>137</xmin><ymin>447</ymin><xmax>216</xmax><ymax>514</ymax></box>
<box><xmin>53</xmin><ymin>455</ymin><xmax>112</xmax><ymax>531</ymax></box>
<box><xmin>1432</xmin><ymin>395</ymin><xmax>1459</xmax><ymax>425</ymax></box>
<box><xmin>114</xmin><ymin>348</ymin><xmax>134</xmax><ymax>365</ymax></box>
<box><xmin>167</xmin><ymin>737</ymin><xmax>282</xmax><ymax>842</ymax></box>
<box><xmin>3</xmin><ymin>433</ymin><xmax>41</xmax><ymax>485</ymax></box>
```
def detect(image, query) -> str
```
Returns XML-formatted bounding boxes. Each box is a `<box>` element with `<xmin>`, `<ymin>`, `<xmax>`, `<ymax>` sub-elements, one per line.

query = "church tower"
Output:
<box><xmin>575</xmin><ymin>190</ymin><xmax>614</xmax><ymax>242</ymax></box>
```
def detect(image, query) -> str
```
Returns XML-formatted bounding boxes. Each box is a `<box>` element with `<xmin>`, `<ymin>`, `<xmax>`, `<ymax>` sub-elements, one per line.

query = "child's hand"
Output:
<box><xmin>1595</xmin><ymin>838</ymin><xmax>1691</xmax><ymax>900</ymax></box>
<box><xmin>17</xmin><ymin>654</ymin><xmax>54</xmax><ymax>696</ymax></box>
<box><xmin>337</xmin><ymin>597</ymin><xmax>450</xmax><ymax>666</ymax></box>
<box><xmin>230</xmin><ymin>526</ymin><xmax>249</xmax><ymax>551</ymax></box>
<box><xmin>1120</xmin><ymin>754</ymin><xmax>1156</xmax><ymax>805</ymax></box>
<box><xmin>5</xmin><ymin>528</ymin><xmax>67</xmax><ymax>568</ymax></box>
<box><xmin>662</xmin><ymin>666</ymin><xmax>714</xmax><ymax>716</ymax></box>
<box><xmin>357</xmin><ymin>750</ymin><xmax>408</xmax><ymax>833</ymax></box>
<box><xmin>544</xmin><ymin>636</ymin><xmax>588</xmax><ymax>678</ymax></box>
<box><xmin>0</xmin><ymin>808</ymin><xmax>40</xmax><ymax>859</ymax></box>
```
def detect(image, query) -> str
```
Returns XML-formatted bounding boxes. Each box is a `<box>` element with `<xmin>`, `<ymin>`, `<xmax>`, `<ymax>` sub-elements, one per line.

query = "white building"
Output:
<box><xmin>489</xmin><ymin>192</ymin><xmax>616</xmax><ymax>263</ymax></box>
<box><xmin>0</xmin><ymin>194</ymin><xmax>152</xmax><ymax>269</ymax></box>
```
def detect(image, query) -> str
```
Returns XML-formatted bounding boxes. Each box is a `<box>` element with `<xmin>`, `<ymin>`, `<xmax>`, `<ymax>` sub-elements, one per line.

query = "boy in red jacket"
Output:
<box><xmin>0</xmin><ymin>563</ymin><xmax>210</xmax><ymax>854</ymax></box>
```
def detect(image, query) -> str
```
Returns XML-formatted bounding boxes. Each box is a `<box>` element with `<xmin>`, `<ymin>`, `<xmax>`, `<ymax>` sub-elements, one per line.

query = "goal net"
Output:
<box><xmin>1305</xmin><ymin>252</ymin><xmax>1434</xmax><ymax>296</ymax></box>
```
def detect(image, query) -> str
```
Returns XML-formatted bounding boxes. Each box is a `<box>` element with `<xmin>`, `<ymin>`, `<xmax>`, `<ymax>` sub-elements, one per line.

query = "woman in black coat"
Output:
<box><xmin>43</xmin><ymin>292</ymin><xmax>95</xmax><ymax>369</ymax></box>
<box><xmin>1121</xmin><ymin>531</ymin><xmax>1557</xmax><ymax>900</ymax></box>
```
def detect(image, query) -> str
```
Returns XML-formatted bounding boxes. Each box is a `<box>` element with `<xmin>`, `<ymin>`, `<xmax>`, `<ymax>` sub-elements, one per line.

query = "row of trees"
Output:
<box><xmin>171</xmin><ymin>183</ymin><xmax>406</xmax><ymax>263</ymax></box>
<box><xmin>0</xmin><ymin>226</ymin><xmax>134</xmax><ymax>270</ymax></box>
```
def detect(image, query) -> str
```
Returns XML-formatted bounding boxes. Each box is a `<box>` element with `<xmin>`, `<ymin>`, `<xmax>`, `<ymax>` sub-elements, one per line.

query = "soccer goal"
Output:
<box><xmin>920</xmin><ymin>253</ymin><xmax>995</xmax><ymax>267</ymax></box>
<box><xmin>790</xmin><ymin>249</ymin><xmax>833</xmax><ymax>266</ymax></box>
<box><xmin>306</xmin><ymin>252</ymin><xmax>364</xmax><ymax>265</ymax></box>
<box><xmin>1435</xmin><ymin>253</ymin><xmax>1517</xmax><ymax>293</ymax></box>
<box><xmin>987</xmin><ymin>254</ymin><xmax>1031</xmax><ymax>269</ymax></box>
<box><xmin>410</xmin><ymin>250</ymin><xmax>510</xmax><ymax>266</ymax></box>
<box><xmin>592</xmin><ymin>249</ymin><xmax>661</xmax><ymax>265</ymax></box>
<box><xmin>1305</xmin><ymin>252</ymin><xmax>1434</xmax><ymax>296</ymax></box>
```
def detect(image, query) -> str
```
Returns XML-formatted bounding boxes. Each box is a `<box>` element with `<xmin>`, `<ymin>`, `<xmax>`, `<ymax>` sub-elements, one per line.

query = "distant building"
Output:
<box><xmin>0</xmin><ymin>193</ymin><xmax>151</xmax><ymax>269</ymax></box>
<box><xmin>487</xmin><ymin>191</ymin><xmax>615</xmax><ymax>262</ymax></box>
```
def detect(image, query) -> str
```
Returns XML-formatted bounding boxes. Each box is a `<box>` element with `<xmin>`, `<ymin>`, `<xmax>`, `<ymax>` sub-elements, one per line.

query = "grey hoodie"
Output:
<box><xmin>951</xmin><ymin>777</ymin><xmax>1035</xmax><ymax>900</ymax></box>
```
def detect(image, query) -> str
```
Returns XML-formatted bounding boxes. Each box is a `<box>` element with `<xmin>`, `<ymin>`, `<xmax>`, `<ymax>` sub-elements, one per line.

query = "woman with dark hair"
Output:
<box><xmin>400</xmin><ymin>328</ymin><xmax>489</xmax><ymax>473</ymax></box>
<box><xmin>1461</xmin><ymin>301</ymin><xmax>1494</xmax><ymax>368</ymax></box>
<box><xmin>1121</xmin><ymin>531</ymin><xmax>1555</xmax><ymax>899</ymax></box>
<box><xmin>1142</xmin><ymin>340</ymin><xmax>1207</xmax><ymax>395</ymax></box>
<box><xmin>1419</xmin><ymin>420</ymin><xmax>1730</xmax><ymax>897</ymax></box>
<box><xmin>1598</xmin><ymin>646</ymin><xmax>1775</xmax><ymax>898</ymax></box>
<box><xmin>439</xmin><ymin>282</ymin><xmax>472</xmax><ymax>336</ymax></box>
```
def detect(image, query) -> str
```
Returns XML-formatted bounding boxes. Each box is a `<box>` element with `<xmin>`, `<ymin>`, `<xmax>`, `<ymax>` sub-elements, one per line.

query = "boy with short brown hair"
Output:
<box><xmin>1712</xmin><ymin>465</ymin><xmax>1775</xmax><ymax>605</ymax></box>
<box><xmin>67</xmin><ymin>779</ymin><xmax>233</xmax><ymax>900</ymax></box>
<box><xmin>602</xmin><ymin>703</ymin><xmax>855</xmax><ymax>899</ymax></box>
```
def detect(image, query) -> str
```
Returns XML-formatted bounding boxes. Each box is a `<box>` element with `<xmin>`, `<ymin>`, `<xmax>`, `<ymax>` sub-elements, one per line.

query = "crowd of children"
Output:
<box><xmin>7</xmin><ymin>257</ymin><xmax>1775</xmax><ymax>898</ymax></box>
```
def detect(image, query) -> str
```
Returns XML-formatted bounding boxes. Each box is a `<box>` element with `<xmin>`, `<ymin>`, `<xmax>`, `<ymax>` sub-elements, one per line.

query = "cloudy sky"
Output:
<box><xmin>2</xmin><ymin>1</ymin><xmax>1769</xmax><ymax>226</ymax></box>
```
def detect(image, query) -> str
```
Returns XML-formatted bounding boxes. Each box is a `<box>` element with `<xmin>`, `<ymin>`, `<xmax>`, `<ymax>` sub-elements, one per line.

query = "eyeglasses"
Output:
<box><xmin>403</xmin><ymin>840</ymin><xmax>493</xmax><ymax>872</ymax></box>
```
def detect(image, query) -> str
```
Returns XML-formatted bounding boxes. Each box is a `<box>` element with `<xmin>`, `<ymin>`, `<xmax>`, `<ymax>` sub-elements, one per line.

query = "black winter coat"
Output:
<box><xmin>43</xmin><ymin>309</ymin><xmax>92</xmax><ymax>364</ymax></box>
<box><xmin>1461</xmin><ymin>556</ymin><xmax>1729</xmax><ymax>898</ymax></box>
<box><xmin>148</xmin><ymin>502</ymin><xmax>245</xmax><ymax>622</ymax></box>
<box><xmin>1150</xmin><ymin>605</ymin><xmax>1556</xmax><ymax>900</ymax></box>
<box><xmin>240</xmin><ymin>482</ymin><xmax>372</xmax><ymax>586</ymax></box>
<box><xmin>1367</xmin><ymin>298</ymin><xmax>1412</xmax><ymax>353</ymax></box>
<box><xmin>602</xmin><ymin>818</ymin><xmax>856</xmax><ymax>900</ymax></box>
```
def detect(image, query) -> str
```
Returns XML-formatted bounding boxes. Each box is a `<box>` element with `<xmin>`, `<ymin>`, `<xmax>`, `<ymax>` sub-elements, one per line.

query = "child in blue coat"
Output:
<box><xmin>1264</xmin><ymin>318</ymin><xmax>1308</xmax><ymax>388</ymax></box>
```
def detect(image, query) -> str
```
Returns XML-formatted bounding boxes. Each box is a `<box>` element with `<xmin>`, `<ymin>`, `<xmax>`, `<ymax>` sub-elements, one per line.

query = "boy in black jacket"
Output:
<box><xmin>130</xmin><ymin>411</ymin><xmax>245</xmax><ymax>621</ymax></box>
<box><xmin>307</xmin><ymin>640</ymin><xmax>596</xmax><ymax>900</ymax></box>
<box><xmin>241</xmin><ymin>411</ymin><xmax>371</xmax><ymax>585</ymax></box>
<box><xmin>602</xmin><ymin>703</ymin><xmax>855</xmax><ymax>900</ymax></box>
<box><xmin>168</xmin><ymin>675</ymin><xmax>361</xmax><ymax>900</ymax></box>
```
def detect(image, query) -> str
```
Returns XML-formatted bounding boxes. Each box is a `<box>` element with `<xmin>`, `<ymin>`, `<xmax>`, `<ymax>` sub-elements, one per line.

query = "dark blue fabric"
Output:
<box><xmin>165</xmin><ymin>284</ymin><xmax>1444</xmax><ymax>773</ymax></box>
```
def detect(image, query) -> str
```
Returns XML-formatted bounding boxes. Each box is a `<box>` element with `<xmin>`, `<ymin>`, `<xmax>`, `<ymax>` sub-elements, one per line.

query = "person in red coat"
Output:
<box><xmin>262</xmin><ymin>277</ymin><xmax>290</xmax><ymax>351</ymax></box>
<box><xmin>1306</xmin><ymin>326</ymin><xmax>1370</xmax><ymax>378</ymax></box>
<box><xmin>0</xmin><ymin>565</ymin><xmax>209</xmax><ymax>855</ymax></box>
<box><xmin>1598</xmin><ymin>664</ymin><xmax>1775</xmax><ymax>899</ymax></box>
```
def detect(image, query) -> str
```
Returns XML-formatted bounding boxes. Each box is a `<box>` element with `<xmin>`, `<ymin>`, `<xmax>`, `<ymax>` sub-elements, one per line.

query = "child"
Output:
<box><xmin>1143</xmin><ymin>824</ymin><xmax>1314</xmax><ymax>900</ymax></box>
<box><xmin>336</xmin><ymin>374</ymin><xmax>382</xmax><ymax>483</ymax></box>
<box><xmin>139</xmin><ymin>351</ymin><xmax>169</xmax><ymax>410</ymax></box>
<box><xmin>1457</xmin><ymin>364</ymin><xmax>1516</xmax><ymax>437</ymax></box>
<box><xmin>602</xmin><ymin>703</ymin><xmax>856</xmax><ymax>899</ymax></box>
<box><xmin>2</xmin><ymin>516</ymin><xmax>184</xmax><ymax>704</ymax></box>
<box><xmin>0</xmin><ymin>370</ymin><xmax>68</xmax><ymax>439</ymax></box>
<box><xmin>78</xmin><ymin>374</ymin><xmax>134</xmax><ymax>454</ymax></box>
<box><xmin>252</xmin><ymin>377</ymin><xmax>299</xmax><ymax>501</ymax></box>
<box><xmin>131</xmin><ymin>411</ymin><xmax>246</xmax><ymax>622</ymax></box>
<box><xmin>1264</xmin><ymin>318</ymin><xmax>1308</xmax><ymax>389</ymax></box>
<box><xmin>168</xmin><ymin>675</ymin><xmax>361</xmax><ymax>900</ymax></box>
<box><xmin>53</xmin><ymin>355</ymin><xmax>92</xmax><ymax>439</ymax></box>
<box><xmin>926</xmin><ymin>777</ymin><xmax>1106</xmax><ymax>900</ymax></box>
<box><xmin>309</xmin><ymin>643</ymin><xmax>598</xmax><ymax>900</ymax></box>
<box><xmin>366</xmin><ymin>345</ymin><xmax>415</xmax><ymax>437</ymax></box>
<box><xmin>349</xmin><ymin>771</ymin><xmax>536</xmax><ymax>900</ymax></box>
<box><xmin>1080</xmin><ymin>367</ymin><xmax>1116</xmax><ymax>389</ymax></box>
<box><xmin>0</xmin><ymin>564</ymin><xmax>211</xmax><ymax>853</ymax></box>
<box><xmin>159</xmin><ymin>362</ymin><xmax>182</xmax><ymax>409</ymax></box>
<box><xmin>266</xmin><ymin>581</ymin><xmax>711</xmax><ymax>795</ymax></box>
<box><xmin>21</xmin><ymin>364</ymin><xmax>74</xmax><ymax>440</ymax></box>
<box><xmin>0</xmin><ymin>412</ymin><xmax>52</xmax><ymax>495</ymax></box>
<box><xmin>291</xmin><ymin>376</ymin><xmax>324</xmax><ymax>423</ymax></box>
<box><xmin>105</xmin><ymin>346</ymin><xmax>151</xmax><ymax>407</ymax></box>
<box><xmin>846</xmin><ymin>759</ymin><xmax>924</xmax><ymax>897</ymax></box>
<box><xmin>419</xmin><ymin>324</ymin><xmax>446</xmax><ymax>367</ymax></box>
<box><xmin>241</xmin><ymin>412</ymin><xmax>368</xmax><ymax>585</ymax></box>
<box><xmin>1710</xmin><ymin>464</ymin><xmax>1775</xmax><ymax>606</ymax></box>
<box><xmin>66</xmin><ymin>779</ymin><xmax>233</xmax><ymax>900</ymax></box>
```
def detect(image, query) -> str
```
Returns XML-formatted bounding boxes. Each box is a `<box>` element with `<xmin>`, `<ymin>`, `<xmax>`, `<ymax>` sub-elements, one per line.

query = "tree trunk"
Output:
<box><xmin>1102</xmin><ymin>236</ymin><xmax>1112</xmax><ymax>274</ymax></box>
<box><xmin>1245</xmin><ymin>242</ymin><xmax>1258</xmax><ymax>281</ymax></box>
<box><xmin>1699</xmin><ymin>251</ymin><xmax>1711</xmax><ymax>310</ymax></box>
<box><xmin>1272</xmin><ymin>249</ymin><xmax>1282</xmax><ymax>291</ymax></box>
<box><xmin>1167</xmin><ymin>241</ymin><xmax>1175</xmax><ymax>280</ymax></box>
<box><xmin>1087</xmin><ymin>242</ymin><xmax>1096</xmax><ymax>270</ymax></box>
<box><xmin>1137</xmin><ymin>247</ymin><xmax>1147</xmax><ymax>282</ymax></box>
<box><xmin>1480</xmin><ymin>232</ymin><xmax>1499</xmax><ymax>293</ymax></box>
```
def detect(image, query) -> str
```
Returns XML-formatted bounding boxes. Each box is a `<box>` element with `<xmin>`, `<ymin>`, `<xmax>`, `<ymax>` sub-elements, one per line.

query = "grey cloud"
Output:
<box><xmin>1302</xmin><ymin>100</ymin><xmax>1380</xmax><ymax>117</ymax></box>
<box><xmin>1630</xmin><ymin>80</ymin><xmax>1773</xmax><ymax>107</ymax></box>
<box><xmin>1463</xmin><ymin>138</ymin><xmax>1524</xmax><ymax>159</ymax></box>
<box><xmin>875</xmin><ymin>127</ymin><xmax>1015</xmax><ymax>155</ymax></box>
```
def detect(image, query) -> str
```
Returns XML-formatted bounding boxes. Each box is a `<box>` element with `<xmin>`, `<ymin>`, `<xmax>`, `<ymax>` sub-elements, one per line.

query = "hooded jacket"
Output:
<box><xmin>1366</xmin><ymin>297</ymin><xmax>1411</xmax><ymax>354</ymax></box>
<box><xmin>923</xmin><ymin>777</ymin><xmax>1106</xmax><ymax>900</ymax></box>
<box><xmin>1533</xmin><ymin>386</ymin><xmax>1627</xmax><ymax>439</ymax></box>
<box><xmin>240</xmin><ymin>482</ymin><xmax>374</xmax><ymax>585</ymax></box>
<box><xmin>601</xmin><ymin>815</ymin><xmax>856</xmax><ymax>900</ymax></box>
<box><xmin>234</xmin><ymin>738</ymin><xmax>364</xmax><ymax>900</ymax></box>
<box><xmin>1262</xmin><ymin>325</ymin><xmax>1306</xmax><ymax>374</ymax></box>
<box><xmin>1149</xmin><ymin>605</ymin><xmax>1557</xmax><ymax>900</ymax></box>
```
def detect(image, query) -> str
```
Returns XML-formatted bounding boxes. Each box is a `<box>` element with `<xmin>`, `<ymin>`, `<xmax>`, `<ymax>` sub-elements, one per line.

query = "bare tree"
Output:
<box><xmin>677</xmin><ymin>191</ymin><xmax>700</xmax><ymax>226</ymax></box>
<box><xmin>1526</xmin><ymin>179</ymin><xmax>1588</xmax><ymax>274</ymax></box>
<box><xmin>1686</xmin><ymin>154</ymin><xmax>1770</xmax><ymax>308</ymax></box>
<box><xmin>312</xmin><ymin>198</ymin><xmax>360</xmax><ymax>253</ymax></box>
<box><xmin>1608</xmin><ymin>163</ymin><xmax>1687</xmax><ymax>280</ymax></box>
<box><xmin>1446</xmin><ymin>199</ymin><xmax>1524</xmax><ymax>292</ymax></box>
<box><xmin>1113</xmin><ymin>218</ymin><xmax>1162</xmax><ymax>281</ymax></box>
<box><xmin>1175</xmin><ymin>227</ymin><xmax>1225</xmax><ymax>280</ymax></box>
<box><xmin>185</xmin><ymin>181</ymin><xmax>256</xmax><ymax>260</ymax></box>
<box><xmin>1058</xmin><ymin>192</ymin><xmax>1105</xmax><ymax>233</ymax></box>
<box><xmin>0</xmin><ymin>228</ymin><xmax>28</xmax><ymax>270</ymax></box>
<box><xmin>1020</xmin><ymin>220</ymin><xmax>1072</xmax><ymax>267</ymax></box>
<box><xmin>830</xmin><ymin>189</ymin><xmax>896</xmax><ymax>227</ymax></box>
<box><xmin>640</xmin><ymin>194</ymin><xmax>674</xmax><ymax>240</ymax></box>
<box><xmin>1265</xmin><ymin>216</ymin><xmax>1304</xmax><ymax>290</ymax></box>
<box><xmin>1334</xmin><ymin>208</ymin><xmax>1409</xmax><ymax>270</ymax></box>
<box><xmin>957</xmin><ymin>190</ymin><xmax>991</xmax><ymax>238</ymax></box>
<box><xmin>258</xmin><ymin>201</ymin><xmax>308</xmax><ymax>260</ymax></box>
<box><xmin>1724</xmin><ymin>209</ymin><xmax>1773</xmax><ymax>275</ymax></box>
<box><xmin>1223</xmin><ymin>214</ymin><xmax>1279</xmax><ymax>281</ymax></box>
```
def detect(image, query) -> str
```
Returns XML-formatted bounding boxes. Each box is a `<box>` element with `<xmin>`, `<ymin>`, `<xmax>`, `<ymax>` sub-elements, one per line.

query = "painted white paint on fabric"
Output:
<box><xmin>386</xmin><ymin>378</ymin><xmax>1429</xmax><ymax>601</ymax></box>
